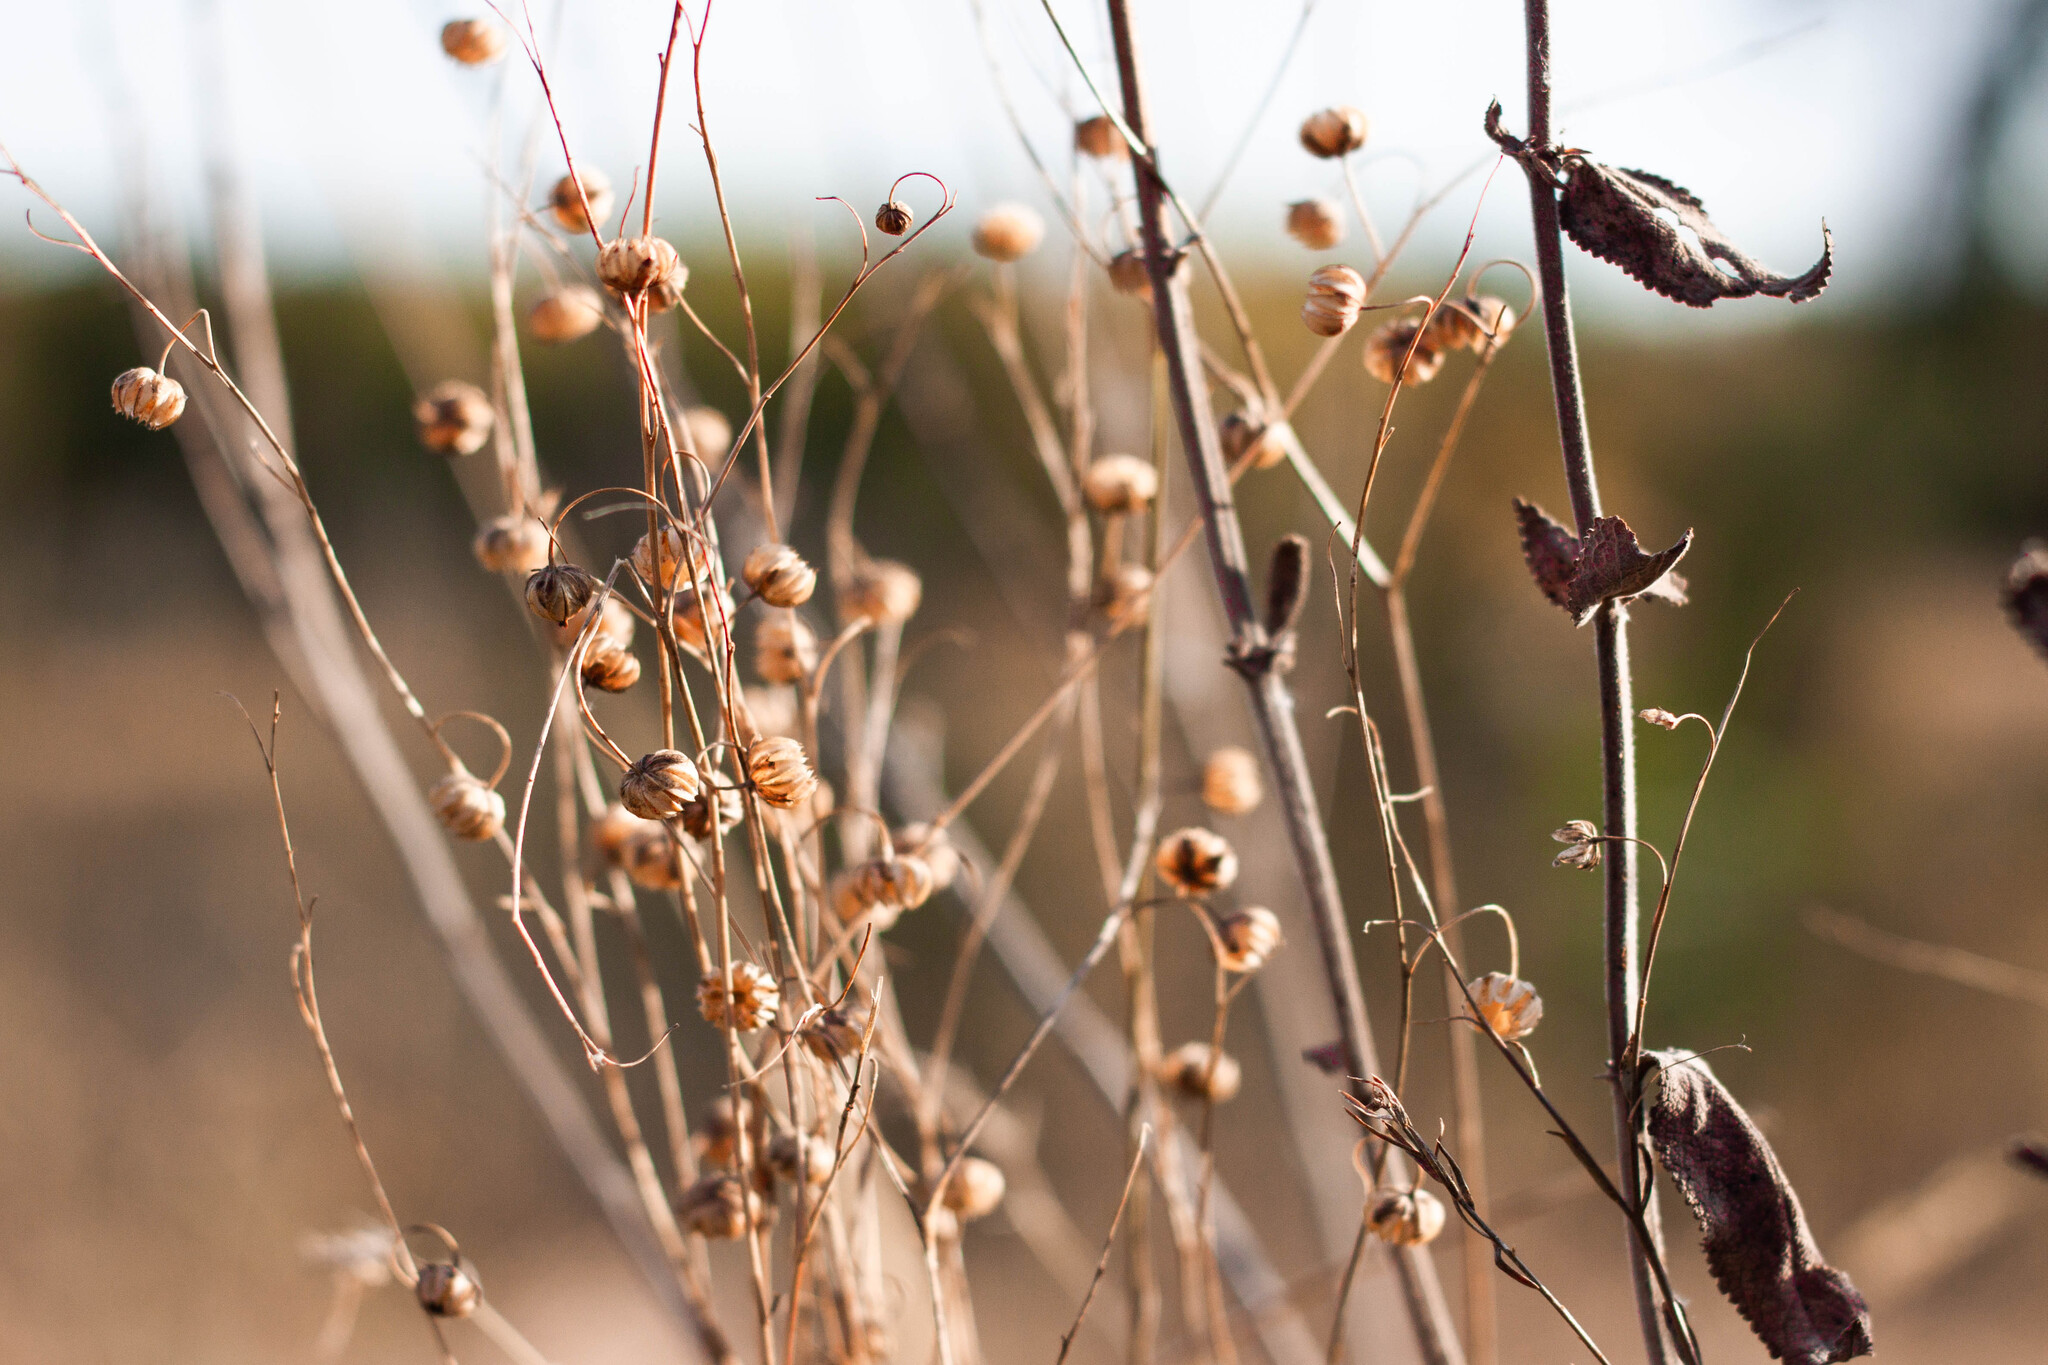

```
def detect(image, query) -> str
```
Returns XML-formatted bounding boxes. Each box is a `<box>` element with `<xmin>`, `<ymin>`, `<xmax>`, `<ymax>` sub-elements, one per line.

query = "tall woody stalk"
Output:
<box><xmin>1514</xmin><ymin>3</ymin><xmax>1671</xmax><ymax>1361</ymax></box>
<box><xmin>1100</xmin><ymin>2</ymin><xmax>1463</xmax><ymax>1361</ymax></box>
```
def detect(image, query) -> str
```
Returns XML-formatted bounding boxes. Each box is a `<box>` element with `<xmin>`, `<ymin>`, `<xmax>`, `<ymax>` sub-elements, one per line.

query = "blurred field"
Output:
<box><xmin>1</xmin><ymin>265</ymin><xmax>2045</xmax><ymax>1363</ymax></box>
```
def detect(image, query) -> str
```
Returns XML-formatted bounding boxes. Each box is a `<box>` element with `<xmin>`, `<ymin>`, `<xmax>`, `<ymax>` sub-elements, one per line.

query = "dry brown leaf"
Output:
<box><xmin>1560</xmin><ymin>161</ymin><xmax>1832</xmax><ymax>308</ymax></box>
<box><xmin>1645</xmin><ymin>1051</ymin><xmax>1874</xmax><ymax>1364</ymax></box>
<box><xmin>1513</xmin><ymin>499</ymin><xmax>1691</xmax><ymax>625</ymax></box>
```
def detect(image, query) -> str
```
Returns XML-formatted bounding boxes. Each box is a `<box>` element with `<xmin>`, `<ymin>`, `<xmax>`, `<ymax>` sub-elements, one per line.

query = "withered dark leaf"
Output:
<box><xmin>1645</xmin><ymin>1051</ymin><xmax>1874</xmax><ymax>1364</ymax></box>
<box><xmin>1301</xmin><ymin>1040</ymin><xmax>1348</xmax><ymax>1076</ymax></box>
<box><xmin>2004</xmin><ymin>542</ymin><xmax>2048</xmax><ymax>661</ymax></box>
<box><xmin>1560</xmin><ymin>160</ymin><xmax>1832</xmax><ymax>308</ymax></box>
<box><xmin>1513</xmin><ymin>500</ymin><xmax>1691</xmax><ymax>626</ymax></box>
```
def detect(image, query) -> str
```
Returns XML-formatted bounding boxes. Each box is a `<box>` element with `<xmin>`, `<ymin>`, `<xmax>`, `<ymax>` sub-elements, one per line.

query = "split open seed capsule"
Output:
<box><xmin>110</xmin><ymin>367</ymin><xmax>187</xmax><ymax>429</ymax></box>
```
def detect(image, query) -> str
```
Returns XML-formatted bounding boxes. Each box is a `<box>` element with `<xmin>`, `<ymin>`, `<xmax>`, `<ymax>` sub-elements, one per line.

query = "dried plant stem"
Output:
<box><xmin>1096</xmin><ymin>5</ymin><xmax>1464</xmax><ymax>1361</ymax></box>
<box><xmin>1516</xmin><ymin>5</ymin><xmax>1669</xmax><ymax>1358</ymax></box>
<box><xmin>1061</xmin><ymin>1125</ymin><xmax>1153</xmax><ymax>1365</ymax></box>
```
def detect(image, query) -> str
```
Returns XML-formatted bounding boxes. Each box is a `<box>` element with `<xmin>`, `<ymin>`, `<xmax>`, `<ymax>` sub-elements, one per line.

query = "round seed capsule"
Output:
<box><xmin>1082</xmin><ymin>454</ymin><xmax>1159</xmax><ymax>514</ymax></box>
<box><xmin>110</xmin><ymin>367</ymin><xmax>187</xmax><ymax>429</ymax></box>
<box><xmin>547</xmin><ymin>169</ymin><xmax>613</xmax><ymax>234</ymax></box>
<box><xmin>439</xmin><ymin>18</ymin><xmax>506</xmax><ymax>66</ymax></box>
<box><xmin>875</xmin><ymin>200</ymin><xmax>914</xmax><ymax>236</ymax></box>
<box><xmin>1155</xmin><ymin>827</ymin><xmax>1238</xmax><ymax>896</ymax></box>
<box><xmin>632</xmin><ymin>524</ymin><xmax>708</xmax><ymax>593</ymax></box>
<box><xmin>676</xmin><ymin>1172</ymin><xmax>763</xmax><ymax>1239</ymax></box>
<box><xmin>1366</xmin><ymin>1187</ymin><xmax>1446</xmax><ymax>1246</ymax></box>
<box><xmin>1073</xmin><ymin>115</ymin><xmax>1126</xmax><ymax>160</ymax></box>
<box><xmin>1285</xmin><ymin>198</ymin><xmax>1346</xmax><ymax>250</ymax></box>
<box><xmin>971</xmin><ymin>204</ymin><xmax>1046</xmax><ymax>263</ymax></box>
<box><xmin>414</xmin><ymin>380</ymin><xmax>494</xmax><ymax>455</ymax></box>
<box><xmin>1214</xmin><ymin>906</ymin><xmax>1282</xmax><ymax>973</ymax></box>
<box><xmin>1467</xmin><ymin>971</ymin><xmax>1543</xmax><ymax>1041</ymax></box>
<box><xmin>1362</xmin><ymin>318</ymin><xmax>1445</xmax><ymax>386</ymax></box>
<box><xmin>524</xmin><ymin>563</ymin><xmax>599</xmax><ymax>625</ymax></box>
<box><xmin>473</xmin><ymin>514</ymin><xmax>551</xmax><ymax>574</ymax></box>
<box><xmin>669</xmin><ymin>580</ymin><xmax>736</xmax><ymax>654</ymax></box>
<box><xmin>623</xmin><ymin>825</ymin><xmax>685</xmax><ymax>890</ymax></box>
<box><xmin>527</xmin><ymin>286</ymin><xmax>605</xmax><ymax>343</ymax></box>
<box><xmin>429</xmin><ymin>772</ymin><xmax>506</xmax><ymax>842</ymax></box>
<box><xmin>894</xmin><ymin>823</ymin><xmax>960</xmax><ymax>891</ymax></box>
<box><xmin>1107</xmin><ymin>249</ymin><xmax>1152</xmax><ymax>298</ymax></box>
<box><xmin>1099</xmin><ymin>563</ymin><xmax>1154</xmax><ymax>633</ymax></box>
<box><xmin>580</xmin><ymin>634</ymin><xmax>641</xmax><ymax>692</ymax></box>
<box><xmin>841</xmin><ymin>560</ymin><xmax>922</xmax><ymax>626</ymax></box>
<box><xmin>1201</xmin><ymin>746</ymin><xmax>1264</xmax><ymax>815</ymax></box>
<box><xmin>1299</xmin><ymin>105</ymin><xmax>1368</xmax><ymax>158</ymax></box>
<box><xmin>1219</xmin><ymin>411</ymin><xmax>1294</xmax><ymax>471</ymax></box>
<box><xmin>1159</xmin><ymin>1041</ymin><xmax>1242</xmax><ymax>1103</ymax></box>
<box><xmin>940</xmin><ymin>1156</ymin><xmax>1007</xmax><ymax>1220</ymax></box>
<box><xmin>767</xmin><ymin>1131</ymin><xmax>837</xmax><ymax>1188</ymax></box>
<box><xmin>619</xmin><ymin>749</ymin><xmax>701</xmax><ymax>821</ymax></box>
<box><xmin>753</xmin><ymin>615</ymin><xmax>818</xmax><ymax>685</ymax></box>
<box><xmin>697</xmin><ymin>960</ymin><xmax>781</xmax><ymax>1032</ymax></box>
<box><xmin>597</xmin><ymin>235</ymin><xmax>684</xmax><ymax>299</ymax></box>
<box><xmin>851</xmin><ymin>853</ymin><xmax>936</xmax><ymax>914</ymax></box>
<box><xmin>742</xmin><ymin>543</ymin><xmax>817</xmax><ymax>607</ymax></box>
<box><xmin>679</xmin><ymin>782</ymin><xmax>743</xmax><ymax>842</ymax></box>
<box><xmin>685</xmin><ymin>406</ymin><xmax>733</xmax><ymax>462</ymax></box>
<box><xmin>1301</xmin><ymin>265</ymin><xmax>1367</xmax><ymax>338</ymax></box>
<box><xmin>415</xmin><ymin>1260</ymin><xmax>483</xmax><ymax>1316</ymax></box>
<box><xmin>591</xmin><ymin>802</ymin><xmax>653</xmax><ymax>865</ymax></box>
<box><xmin>548</xmin><ymin>592</ymin><xmax>634</xmax><ymax>650</ymax></box>
<box><xmin>746</xmin><ymin>737</ymin><xmax>818</xmax><ymax>810</ymax></box>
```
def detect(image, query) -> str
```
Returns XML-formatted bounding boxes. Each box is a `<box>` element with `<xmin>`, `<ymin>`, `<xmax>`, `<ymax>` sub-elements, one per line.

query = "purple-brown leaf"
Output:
<box><xmin>1513</xmin><ymin>499</ymin><xmax>1691</xmax><ymax>626</ymax></box>
<box><xmin>2004</xmin><ymin>542</ymin><xmax>2048</xmax><ymax>661</ymax></box>
<box><xmin>1645</xmin><ymin>1050</ymin><xmax>1874</xmax><ymax>1364</ymax></box>
<box><xmin>1560</xmin><ymin>161</ymin><xmax>1832</xmax><ymax>308</ymax></box>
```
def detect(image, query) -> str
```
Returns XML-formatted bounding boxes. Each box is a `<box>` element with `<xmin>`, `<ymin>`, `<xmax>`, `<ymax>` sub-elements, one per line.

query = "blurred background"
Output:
<box><xmin>3</xmin><ymin>0</ymin><xmax>2047</xmax><ymax>1362</ymax></box>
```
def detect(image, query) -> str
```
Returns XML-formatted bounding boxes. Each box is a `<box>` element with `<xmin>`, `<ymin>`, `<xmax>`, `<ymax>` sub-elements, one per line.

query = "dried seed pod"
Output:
<box><xmin>524</xmin><ymin>563</ymin><xmax>599</xmax><ymax>625</ymax></box>
<box><xmin>874</xmin><ymin>200</ymin><xmax>914</xmax><ymax>236</ymax></box>
<box><xmin>684</xmin><ymin>406</ymin><xmax>733</xmax><ymax>461</ymax></box>
<box><xmin>591</xmin><ymin>801</ymin><xmax>653</xmax><ymax>864</ymax></box>
<box><xmin>803</xmin><ymin>1003</ymin><xmax>871</xmax><ymax>1063</ymax></box>
<box><xmin>1096</xmin><ymin>563</ymin><xmax>1154</xmax><ymax>633</ymax></box>
<box><xmin>841</xmin><ymin>559</ymin><xmax>922</xmax><ymax>626</ymax></box>
<box><xmin>1366</xmin><ymin>1187</ymin><xmax>1446</xmax><ymax>1246</ymax></box>
<box><xmin>429</xmin><ymin>772</ymin><xmax>505</xmax><ymax>842</ymax></box>
<box><xmin>676</xmin><ymin>1172</ymin><xmax>763</xmax><ymax>1239</ymax></box>
<box><xmin>1425</xmin><ymin>295</ymin><xmax>1517</xmax><ymax>353</ymax></box>
<box><xmin>1201</xmin><ymin>745</ymin><xmax>1264</xmax><ymax>815</ymax></box>
<box><xmin>414</xmin><ymin>379</ymin><xmax>494</xmax><ymax>455</ymax></box>
<box><xmin>830</xmin><ymin>869</ymin><xmax>902</xmax><ymax>932</ymax></box>
<box><xmin>547</xmin><ymin>169</ymin><xmax>614</xmax><ymax>234</ymax></box>
<box><xmin>1107</xmin><ymin>249</ymin><xmax>1152</xmax><ymax>298</ymax></box>
<box><xmin>623</xmin><ymin>826</ymin><xmax>685</xmax><ymax>890</ymax></box>
<box><xmin>669</xmin><ymin>580</ymin><xmax>737</xmax><ymax>654</ymax></box>
<box><xmin>1073</xmin><ymin>114</ymin><xmax>1126</xmax><ymax>159</ymax></box>
<box><xmin>1299</xmin><ymin>105</ymin><xmax>1369</xmax><ymax>158</ymax></box>
<box><xmin>1159</xmin><ymin>1041</ymin><xmax>1242</xmax><ymax>1103</ymax></box>
<box><xmin>1301</xmin><ymin>264</ymin><xmax>1366</xmax><ymax>338</ymax></box>
<box><xmin>472</xmin><ymin>514</ymin><xmax>551</xmax><ymax>574</ymax></box>
<box><xmin>742</xmin><ymin>543</ymin><xmax>817</xmax><ymax>607</ymax></box>
<box><xmin>632</xmin><ymin>524</ymin><xmax>707</xmax><ymax>592</ymax></box>
<box><xmin>1155</xmin><ymin>826</ymin><xmax>1238</xmax><ymax>896</ymax></box>
<box><xmin>415</xmin><ymin>1260</ymin><xmax>482</xmax><ymax>1316</ymax></box>
<box><xmin>851</xmin><ymin>853</ymin><xmax>936</xmax><ymax>914</ymax></box>
<box><xmin>940</xmin><ymin>1156</ymin><xmax>1007</xmax><ymax>1220</ymax></box>
<box><xmin>1219</xmin><ymin>410</ymin><xmax>1294</xmax><ymax>471</ymax></box>
<box><xmin>1640</xmin><ymin>707</ymin><xmax>1682</xmax><ymax>730</ymax></box>
<box><xmin>620</xmin><ymin>749</ymin><xmax>702</xmax><ymax>821</ymax></box>
<box><xmin>526</xmin><ymin>286</ymin><xmax>605</xmax><ymax>343</ymax></box>
<box><xmin>548</xmin><ymin>592</ymin><xmax>634</xmax><ymax>650</ymax></box>
<box><xmin>1082</xmin><ymin>453</ymin><xmax>1159</xmax><ymax>514</ymax></box>
<box><xmin>754</xmin><ymin>615</ymin><xmax>818</xmax><ymax>685</ymax></box>
<box><xmin>1285</xmin><ymin>198</ymin><xmax>1345</xmax><ymax>250</ymax></box>
<box><xmin>1215</xmin><ymin>906</ymin><xmax>1282</xmax><ymax>973</ymax></box>
<box><xmin>767</xmin><ymin>1131</ymin><xmax>836</xmax><ymax>1187</ymax></box>
<box><xmin>894</xmin><ymin>823</ymin><xmax>959</xmax><ymax>891</ymax></box>
<box><xmin>579</xmin><ymin>634</ymin><xmax>642</xmax><ymax>693</ymax></box>
<box><xmin>679</xmin><ymin>782</ymin><xmax>743</xmax><ymax>842</ymax></box>
<box><xmin>110</xmin><ymin>367</ymin><xmax>187</xmax><ymax>429</ymax></box>
<box><xmin>1362</xmin><ymin>318</ymin><xmax>1444</xmax><ymax>386</ymax></box>
<box><xmin>744</xmin><ymin>684</ymin><xmax>799</xmax><ymax>739</ymax></box>
<box><xmin>1552</xmin><ymin>819</ymin><xmax>1602</xmax><ymax>870</ymax></box>
<box><xmin>694</xmin><ymin>1095</ymin><xmax>755</xmax><ymax>1168</ymax></box>
<box><xmin>971</xmin><ymin>203</ymin><xmax>1046</xmax><ymax>263</ymax></box>
<box><xmin>1468</xmin><ymin>971</ymin><xmax>1543</xmax><ymax>1041</ymax></box>
<box><xmin>439</xmin><ymin>18</ymin><xmax>506</xmax><ymax>66</ymax></box>
<box><xmin>596</xmin><ymin>235</ymin><xmax>684</xmax><ymax>299</ymax></box>
<box><xmin>697</xmin><ymin>960</ymin><xmax>781</xmax><ymax>1032</ymax></box>
<box><xmin>747</xmin><ymin>736</ymin><xmax>818</xmax><ymax>809</ymax></box>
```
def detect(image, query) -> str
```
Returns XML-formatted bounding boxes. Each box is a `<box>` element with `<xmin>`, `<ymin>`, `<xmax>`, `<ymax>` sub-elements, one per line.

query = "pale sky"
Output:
<box><xmin>0</xmin><ymin>0</ymin><xmax>2033</xmax><ymax>323</ymax></box>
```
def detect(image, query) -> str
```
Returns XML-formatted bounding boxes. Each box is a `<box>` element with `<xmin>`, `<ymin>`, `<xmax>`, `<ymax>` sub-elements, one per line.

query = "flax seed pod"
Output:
<box><xmin>1426</xmin><ymin>295</ymin><xmax>1516</xmax><ymax>353</ymax></box>
<box><xmin>620</xmin><ymin>749</ymin><xmax>701</xmax><ymax>821</ymax></box>
<box><xmin>1214</xmin><ymin>906</ymin><xmax>1282</xmax><ymax>973</ymax></box>
<box><xmin>1201</xmin><ymin>746</ymin><xmax>1264</xmax><ymax>815</ymax></box>
<box><xmin>632</xmin><ymin>524</ymin><xmax>703</xmax><ymax>592</ymax></box>
<box><xmin>874</xmin><ymin>200</ymin><xmax>914</xmax><ymax>236</ymax></box>
<box><xmin>414</xmin><ymin>380</ymin><xmax>494</xmax><ymax>455</ymax></box>
<box><xmin>680</xmin><ymin>783</ymin><xmax>743</xmax><ymax>842</ymax></box>
<box><xmin>1299</xmin><ymin>105</ymin><xmax>1368</xmax><ymax>158</ymax></box>
<box><xmin>852</xmin><ymin>853</ymin><xmax>936</xmax><ymax>914</ymax></box>
<box><xmin>547</xmin><ymin>168</ymin><xmax>613</xmax><ymax>234</ymax></box>
<box><xmin>526</xmin><ymin>286</ymin><xmax>604</xmax><ymax>343</ymax></box>
<box><xmin>1362</xmin><ymin>318</ymin><xmax>1444</xmax><ymax>386</ymax></box>
<box><xmin>841</xmin><ymin>559</ymin><xmax>922</xmax><ymax>626</ymax></box>
<box><xmin>579</xmin><ymin>634</ymin><xmax>641</xmax><ymax>692</ymax></box>
<box><xmin>742</xmin><ymin>543</ymin><xmax>817</xmax><ymax>607</ymax></box>
<box><xmin>971</xmin><ymin>203</ymin><xmax>1045</xmax><ymax>263</ymax></box>
<box><xmin>591</xmin><ymin>801</ymin><xmax>653</xmax><ymax>865</ymax></box>
<box><xmin>439</xmin><ymin>18</ymin><xmax>505</xmax><ymax>66</ymax></box>
<box><xmin>831</xmin><ymin>869</ymin><xmax>902</xmax><ymax>932</ymax></box>
<box><xmin>1552</xmin><ymin>820</ymin><xmax>1602</xmax><ymax>870</ymax></box>
<box><xmin>110</xmin><ymin>367</ymin><xmax>186</xmax><ymax>429</ymax></box>
<box><xmin>803</xmin><ymin>1003</ymin><xmax>870</xmax><ymax>1064</ymax></box>
<box><xmin>524</xmin><ymin>562</ymin><xmax>599</xmax><ymax>625</ymax></box>
<box><xmin>1155</xmin><ymin>827</ymin><xmax>1237</xmax><ymax>896</ymax></box>
<box><xmin>754</xmin><ymin>615</ymin><xmax>817</xmax><ymax>685</ymax></box>
<box><xmin>1082</xmin><ymin>453</ymin><xmax>1159</xmax><ymax>514</ymax></box>
<box><xmin>1107</xmin><ymin>249</ymin><xmax>1152</xmax><ymax>298</ymax></box>
<box><xmin>669</xmin><ymin>580</ymin><xmax>736</xmax><ymax>654</ymax></box>
<box><xmin>548</xmin><ymin>592</ymin><xmax>634</xmax><ymax>649</ymax></box>
<box><xmin>1099</xmin><ymin>563</ymin><xmax>1154</xmax><ymax>633</ymax></box>
<box><xmin>684</xmin><ymin>406</ymin><xmax>733</xmax><ymax>462</ymax></box>
<box><xmin>895</xmin><ymin>823</ymin><xmax>959</xmax><ymax>892</ymax></box>
<box><xmin>415</xmin><ymin>1260</ymin><xmax>483</xmax><ymax>1317</ymax></box>
<box><xmin>694</xmin><ymin>1095</ymin><xmax>754</xmax><ymax>1168</ymax></box>
<box><xmin>1159</xmin><ymin>1041</ymin><xmax>1242</xmax><ymax>1103</ymax></box>
<box><xmin>1285</xmin><ymin>198</ymin><xmax>1345</xmax><ymax>250</ymax></box>
<box><xmin>596</xmin><ymin>235</ymin><xmax>683</xmax><ymax>299</ymax></box>
<box><xmin>429</xmin><ymin>771</ymin><xmax>505</xmax><ymax>841</ymax></box>
<box><xmin>698</xmin><ymin>961</ymin><xmax>780</xmax><ymax>1032</ymax></box>
<box><xmin>744</xmin><ymin>684</ymin><xmax>799</xmax><ymax>739</ymax></box>
<box><xmin>1367</xmin><ymin>1187</ymin><xmax>1446</xmax><ymax>1246</ymax></box>
<box><xmin>472</xmin><ymin>514</ymin><xmax>551</xmax><ymax>574</ymax></box>
<box><xmin>1219</xmin><ymin>410</ymin><xmax>1294</xmax><ymax>471</ymax></box>
<box><xmin>676</xmin><ymin>1173</ymin><xmax>762</xmax><ymax>1240</ymax></box>
<box><xmin>1301</xmin><ymin>264</ymin><xmax>1366</xmax><ymax>338</ymax></box>
<box><xmin>623</xmin><ymin>825</ymin><xmax>685</xmax><ymax>890</ymax></box>
<box><xmin>747</xmin><ymin>736</ymin><xmax>817</xmax><ymax>810</ymax></box>
<box><xmin>1074</xmin><ymin>114</ymin><xmax>1126</xmax><ymax>159</ymax></box>
<box><xmin>940</xmin><ymin>1157</ymin><xmax>1007</xmax><ymax>1220</ymax></box>
<box><xmin>768</xmin><ymin>1131</ymin><xmax>836</xmax><ymax>1188</ymax></box>
<box><xmin>1467</xmin><ymin>972</ymin><xmax>1543</xmax><ymax>1040</ymax></box>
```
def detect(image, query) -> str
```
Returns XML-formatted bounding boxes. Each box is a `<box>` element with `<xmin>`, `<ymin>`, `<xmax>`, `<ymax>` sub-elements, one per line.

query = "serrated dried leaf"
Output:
<box><xmin>1560</xmin><ymin>161</ymin><xmax>1832</xmax><ymax>308</ymax></box>
<box><xmin>2004</xmin><ymin>542</ymin><xmax>2048</xmax><ymax>661</ymax></box>
<box><xmin>1514</xmin><ymin>498</ymin><xmax>1578</xmax><ymax>608</ymax></box>
<box><xmin>1645</xmin><ymin>1050</ymin><xmax>1874</xmax><ymax>1365</ymax></box>
<box><xmin>1514</xmin><ymin>500</ymin><xmax>1691</xmax><ymax>626</ymax></box>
